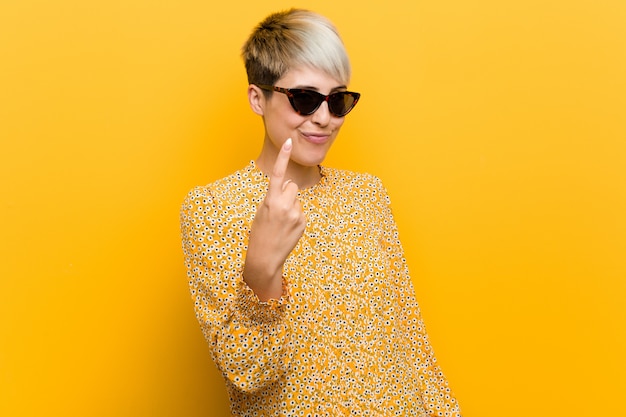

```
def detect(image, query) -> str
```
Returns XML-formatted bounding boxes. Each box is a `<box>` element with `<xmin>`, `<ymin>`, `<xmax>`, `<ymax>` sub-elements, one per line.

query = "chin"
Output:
<box><xmin>294</xmin><ymin>152</ymin><xmax>328</xmax><ymax>167</ymax></box>
<box><xmin>293</xmin><ymin>144</ymin><xmax>332</xmax><ymax>166</ymax></box>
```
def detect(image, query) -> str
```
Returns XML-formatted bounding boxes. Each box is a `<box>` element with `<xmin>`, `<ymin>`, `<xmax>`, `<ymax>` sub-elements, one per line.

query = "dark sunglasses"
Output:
<box><xmin>255</xmin><ymin>84</ymin><xmax>360</xmax><ymax>117</ymax></box>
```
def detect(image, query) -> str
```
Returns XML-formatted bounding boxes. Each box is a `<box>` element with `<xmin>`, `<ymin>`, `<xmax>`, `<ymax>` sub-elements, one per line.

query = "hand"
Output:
<box><xmin>243</xmin><ymin>138</ymin><xmax>306</xmax><ymax>301</ymax></box>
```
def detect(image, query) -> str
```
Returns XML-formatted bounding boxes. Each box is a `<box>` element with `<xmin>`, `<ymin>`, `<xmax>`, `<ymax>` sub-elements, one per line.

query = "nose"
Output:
<box><xmin>310</xmin><ymin>100</ymin><xmax>331</xmax><ymax>126</ymax></box>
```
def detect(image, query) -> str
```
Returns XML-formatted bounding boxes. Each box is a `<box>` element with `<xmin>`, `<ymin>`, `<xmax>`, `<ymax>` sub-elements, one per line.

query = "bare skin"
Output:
<box><xmin>242</xmin><ymin>138</ymin><xmax>306</xmax><ymax>301</ymax></box>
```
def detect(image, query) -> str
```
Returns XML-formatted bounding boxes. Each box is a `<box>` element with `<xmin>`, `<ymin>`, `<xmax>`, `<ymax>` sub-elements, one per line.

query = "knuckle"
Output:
<box><xmin>285</xmin><ymin>208</ymin><xmax>300</xmax><ymax>222</ymax></box>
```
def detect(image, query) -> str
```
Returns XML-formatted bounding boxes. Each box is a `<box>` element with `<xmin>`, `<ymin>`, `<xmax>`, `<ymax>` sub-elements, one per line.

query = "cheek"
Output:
<box><xmin>332</xmin><ymin>117</ymin><xmax>346</xmax><ymax>131</ymax></box>
<box><xmin>274</xmin><ymin>101</ymin><xmax>304</xmax><ymax>125</ymax></box>
<box><xmin>265</xmin><ymin>113</ymin><xmax>306</xmax><ymax>140</ymax></box>
<box><xmin>265</xmin><ymin>102</ymin><xmax>296</xmax><ymax>123</ymax></box>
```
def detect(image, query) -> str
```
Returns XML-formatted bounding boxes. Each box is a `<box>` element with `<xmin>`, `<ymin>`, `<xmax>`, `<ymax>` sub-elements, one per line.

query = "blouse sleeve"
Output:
<box><xmin>375</xmin><ymin>177</ymin><xmax>462</xmax><ymax>417</ymax></box>
<box><xmin>180</xmin><ymin>186</ymin><xmax>293</xmax><ymax>393</ymax></box>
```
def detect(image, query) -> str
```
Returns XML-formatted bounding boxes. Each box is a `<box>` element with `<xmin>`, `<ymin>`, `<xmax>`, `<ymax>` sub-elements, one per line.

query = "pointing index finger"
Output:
<box><xmin>268</xmin><ymin>138</ymin><xmax>292</xmax><ymax>195</ymax></box>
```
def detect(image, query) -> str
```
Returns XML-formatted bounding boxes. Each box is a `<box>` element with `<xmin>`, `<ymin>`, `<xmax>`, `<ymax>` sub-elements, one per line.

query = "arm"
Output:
<box><xmin>180</xmin><ymin>186</ymin><xmax>292</xmax><ymax>393</ymax></box>
<box><xmin>375</xmin><ymin>177</ymin><xmax>462</xmax><ymax>417</ymax></box>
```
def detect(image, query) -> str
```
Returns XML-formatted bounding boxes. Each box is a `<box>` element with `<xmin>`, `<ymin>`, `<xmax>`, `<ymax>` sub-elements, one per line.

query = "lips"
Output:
<box><xmin>300</xmin><ymin>131</ymin><xmax>331</xmax><ymax>144</ymax></box>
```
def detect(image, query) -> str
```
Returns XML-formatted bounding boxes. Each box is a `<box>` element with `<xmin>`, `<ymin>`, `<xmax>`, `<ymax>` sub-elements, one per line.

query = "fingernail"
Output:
<box><xmin>284</xmin><ymin>138</ymin><xmax>292</xmax><ymax>150</ymax></box>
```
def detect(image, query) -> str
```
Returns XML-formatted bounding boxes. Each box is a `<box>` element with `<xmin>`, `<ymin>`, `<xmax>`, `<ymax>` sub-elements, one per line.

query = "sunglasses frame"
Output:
<box><xmin>255</xmin><ymin>84</ymin><xmax>360</xmax><ymax>117</ymax></box>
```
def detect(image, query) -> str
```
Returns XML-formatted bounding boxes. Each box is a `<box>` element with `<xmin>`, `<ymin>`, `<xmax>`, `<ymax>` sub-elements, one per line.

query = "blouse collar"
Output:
<box><xmin>247</xmin><ymin>160</ymin><xmax>328</xmax><ymax>195</ymax></box>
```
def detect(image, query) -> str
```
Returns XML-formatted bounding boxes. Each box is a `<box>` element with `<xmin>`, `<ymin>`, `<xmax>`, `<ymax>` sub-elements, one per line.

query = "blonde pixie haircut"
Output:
<box><xmin>242</xmin><ymin>9</ymin><xmax>352</xmax><ymax>90</ymax></box>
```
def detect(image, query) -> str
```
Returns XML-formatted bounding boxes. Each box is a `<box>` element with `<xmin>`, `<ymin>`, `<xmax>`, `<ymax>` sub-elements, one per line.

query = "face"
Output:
<box><xmin>253</xmin><ymin>66</ymin><xmax>348</xmax><ymax>171</ymax></box>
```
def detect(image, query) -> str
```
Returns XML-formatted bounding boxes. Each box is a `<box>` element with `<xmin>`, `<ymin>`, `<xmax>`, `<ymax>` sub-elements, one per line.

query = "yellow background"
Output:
<box><xmin>1</xmin><ymin>0</ymin><xmax>625</xmax><ymax>415</ymax></box>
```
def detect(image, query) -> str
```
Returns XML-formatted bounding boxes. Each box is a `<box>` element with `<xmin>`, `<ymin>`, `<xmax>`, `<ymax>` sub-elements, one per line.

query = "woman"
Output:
<box><xmin>180</xmin><ymin>8</ymin><xmax>461</xmax><ymax>416</ymax></box>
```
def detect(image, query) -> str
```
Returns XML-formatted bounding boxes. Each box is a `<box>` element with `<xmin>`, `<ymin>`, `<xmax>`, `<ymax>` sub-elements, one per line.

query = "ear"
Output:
<box><xmin>247</xmin><ymin>84</ymin><xmax>265</xmax><ymax>116</ymax></box>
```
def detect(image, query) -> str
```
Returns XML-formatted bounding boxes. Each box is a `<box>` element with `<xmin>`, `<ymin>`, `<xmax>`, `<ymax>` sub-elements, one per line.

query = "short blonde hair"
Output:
<box><xmin>241</xmin><ymin>9</ymin><xmax>352</xmax><ymax>88</ymax></box>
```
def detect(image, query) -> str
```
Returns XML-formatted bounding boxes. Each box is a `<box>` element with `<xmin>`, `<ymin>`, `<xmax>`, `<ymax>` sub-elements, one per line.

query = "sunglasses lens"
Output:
<box><xmin>289</xmin><ymin>89</ymin><xmax>360</xmax><ymax>116</ymax></box>
<box><xmin>292</xmin><ymin>91</ymin><xmax>323</xmax><ymax>115</ymax></box>
<box><xmin>329</xmin><ymin>92</ymin><xmax>358</xmax><ymax>117</ymax></box>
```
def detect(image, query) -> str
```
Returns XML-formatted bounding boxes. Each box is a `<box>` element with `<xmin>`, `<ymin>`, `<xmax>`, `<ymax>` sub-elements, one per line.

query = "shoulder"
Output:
<box><xmin>181</xmin><ymin>163</ymin><xmax>265</xmax><ymax>208</ymax></box>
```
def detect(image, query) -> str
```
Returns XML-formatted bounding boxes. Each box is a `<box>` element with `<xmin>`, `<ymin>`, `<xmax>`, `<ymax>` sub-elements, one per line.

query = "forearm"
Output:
<box><xmin>201</xmin><ymin>279</ymin><xmax>292</xmax><ymax>393</ymax></box>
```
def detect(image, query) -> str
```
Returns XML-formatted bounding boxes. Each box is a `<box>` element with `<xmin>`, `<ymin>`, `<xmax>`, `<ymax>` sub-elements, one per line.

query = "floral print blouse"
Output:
<box><xmin>180</xmin><ymin>161</ymin><xmax>461</xmax><ymax>416</ymax></box>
